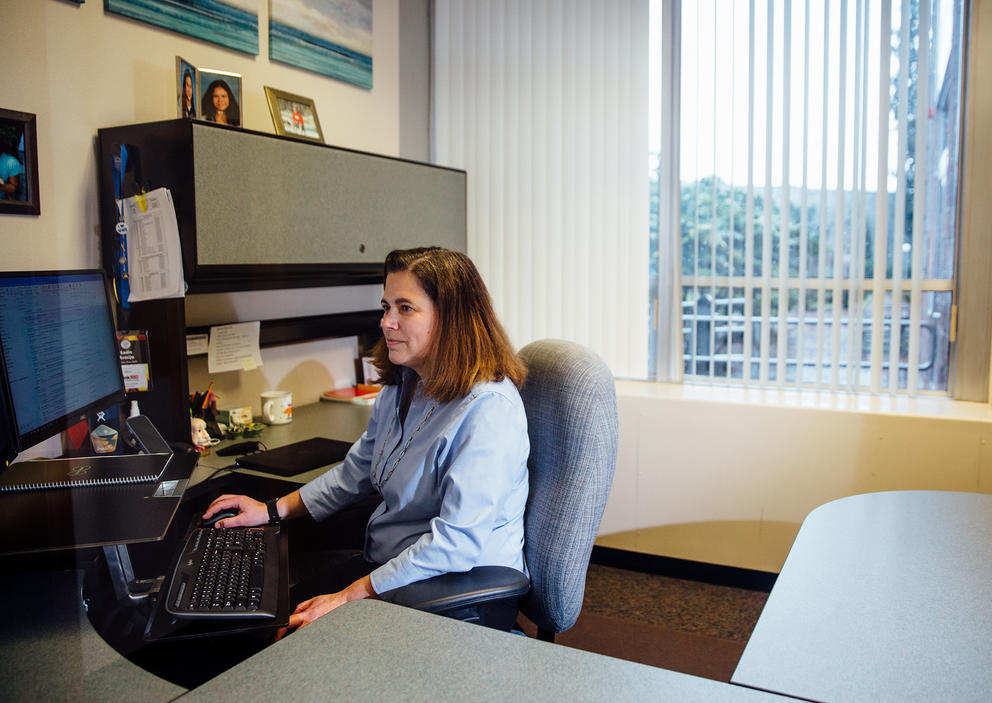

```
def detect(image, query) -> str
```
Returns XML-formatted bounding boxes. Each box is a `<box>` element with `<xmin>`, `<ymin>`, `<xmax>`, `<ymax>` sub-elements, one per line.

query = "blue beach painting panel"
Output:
<box><xmin>105</xmin><ymin>0</ymin><xmax>259</xmax><ymax>56</ymax></box>
<box><xmin>269</xmin><ymin>0</ymin><xmax>373</xmax><ymax>90</ymax></box>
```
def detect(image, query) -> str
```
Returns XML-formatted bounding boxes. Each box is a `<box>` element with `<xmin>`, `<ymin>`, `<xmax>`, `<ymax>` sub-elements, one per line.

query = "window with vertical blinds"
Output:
<box><xmin>432</xmin><ymin>0</ymin><xmax>650</xmax><ymax>380</ymax></box>
<box><xmin>653</xmin><ymin>0</ymin><xmax>966</xmax><ymax>394</ymax></box>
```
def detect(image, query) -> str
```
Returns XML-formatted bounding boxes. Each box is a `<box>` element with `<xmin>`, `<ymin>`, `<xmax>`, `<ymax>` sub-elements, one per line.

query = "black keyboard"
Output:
<box><xmin>164</xmin><ymin>524</ymin><xmax>282</xmax><ymax>619</ymax></box>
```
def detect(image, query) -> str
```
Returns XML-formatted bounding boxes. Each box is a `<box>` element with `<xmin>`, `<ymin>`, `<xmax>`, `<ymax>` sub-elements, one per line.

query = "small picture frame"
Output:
<box><xmin>176</xmin><ymin>56</ymin><xmax>198</xmax><ymax>119</ymax></box>
<box><xmin>264</xmin><ymin>87</ymin><xmax>324</xmax><ymax>143</ymax></box>
<box><xmin>198</xmin><ymin>68</ymin><xmax>243</xmax><ymax>127</ymax></box>
<box><xmin>0</xmin><ymin>108</ymin><xmax>40</xmax><ymax>216</ymax></box>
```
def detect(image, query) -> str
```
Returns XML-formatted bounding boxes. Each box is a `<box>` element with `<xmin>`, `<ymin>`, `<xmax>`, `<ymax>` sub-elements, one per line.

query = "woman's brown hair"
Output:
<box><xmin>371</xmin><ymin>247</ymin><xmax>526</xmax><ymax>402</ymax></box>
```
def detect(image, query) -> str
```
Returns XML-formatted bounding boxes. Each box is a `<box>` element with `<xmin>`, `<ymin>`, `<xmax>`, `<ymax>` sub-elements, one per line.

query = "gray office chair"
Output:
<box><xmin>382</xmin><ymin>339</ymin><xmax>619</xmax><ymax>641</ymax></box>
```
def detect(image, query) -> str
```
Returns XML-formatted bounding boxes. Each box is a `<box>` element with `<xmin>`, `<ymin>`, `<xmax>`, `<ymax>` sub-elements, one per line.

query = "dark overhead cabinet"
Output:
<box><xmin>98</xmin><ymin>119</ymin><xmax>467</xmax><ymax>294</ymax></box>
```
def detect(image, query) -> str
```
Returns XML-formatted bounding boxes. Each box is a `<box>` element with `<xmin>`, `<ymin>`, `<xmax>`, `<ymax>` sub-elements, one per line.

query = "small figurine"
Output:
<box><xmin>191</xmin><ymin>417</ymin><xmax>213</xmax><ymax>453</ymax></box>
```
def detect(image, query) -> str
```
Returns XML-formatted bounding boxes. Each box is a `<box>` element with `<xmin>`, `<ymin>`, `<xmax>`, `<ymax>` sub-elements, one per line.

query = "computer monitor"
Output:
<box><xmin>0</xmin><ymin>270</ymin><xmax>126</xmax><ymax>466</ymax></box>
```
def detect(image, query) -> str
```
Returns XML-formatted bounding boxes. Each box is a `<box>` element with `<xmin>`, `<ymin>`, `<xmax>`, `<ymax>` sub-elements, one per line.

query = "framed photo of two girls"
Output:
<box><xmin>176</xmin><ymin>57</ymin><xmax>243</xmax><ymax>128</ymax></box>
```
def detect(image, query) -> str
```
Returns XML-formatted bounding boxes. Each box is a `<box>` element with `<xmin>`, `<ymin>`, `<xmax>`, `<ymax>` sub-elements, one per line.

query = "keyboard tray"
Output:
<box><xmin>164</xmin><ymin>521</ymin><xmax>282</xmax><ymax>619</ymax></box>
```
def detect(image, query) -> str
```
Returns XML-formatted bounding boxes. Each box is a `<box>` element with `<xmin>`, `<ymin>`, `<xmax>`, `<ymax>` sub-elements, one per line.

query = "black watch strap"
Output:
<box><xmin>265</xmin><ymin>498</ymin><xmax>281</xmax><ymax>525</ymax></box>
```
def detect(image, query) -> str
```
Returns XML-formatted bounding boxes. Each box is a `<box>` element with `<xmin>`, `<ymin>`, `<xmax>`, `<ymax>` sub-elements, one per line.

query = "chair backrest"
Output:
<box><xmin>517</xmin><ymin>339</ymin><xmax>619</xmax><ymax>635</ymax></box>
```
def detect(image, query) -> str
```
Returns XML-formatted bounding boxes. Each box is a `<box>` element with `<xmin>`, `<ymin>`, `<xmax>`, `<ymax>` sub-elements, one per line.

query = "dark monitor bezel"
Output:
<box><xmin>0</xmin><ymin>269</ymin><xmax>126</xmax><ymax>464</ymax></box>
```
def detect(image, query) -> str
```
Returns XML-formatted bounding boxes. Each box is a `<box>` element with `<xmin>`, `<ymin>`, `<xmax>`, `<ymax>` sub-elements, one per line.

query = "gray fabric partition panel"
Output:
<box><xmin>192</xmin><ymin>124</ymin><xmax>466</xmax><ymax>266</ymax></box>
<box><xmin>517</xmin><ymin>340</ymin><xmax>619</xmax><ymax>634</ymax></box>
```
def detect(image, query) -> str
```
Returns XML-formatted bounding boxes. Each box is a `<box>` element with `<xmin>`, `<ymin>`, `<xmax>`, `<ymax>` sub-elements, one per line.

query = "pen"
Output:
<box><xmin>201</xmin><ymin>382</ymin><xmax>214</xmax><ymax>410</ymax></box>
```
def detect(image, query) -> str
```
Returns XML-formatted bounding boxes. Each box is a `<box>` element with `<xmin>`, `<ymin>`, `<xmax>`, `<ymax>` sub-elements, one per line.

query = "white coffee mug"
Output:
<box><xmin>261</xmin><ymin>390</ymin><xmax>293</xmax><ymax>424</ymax></box>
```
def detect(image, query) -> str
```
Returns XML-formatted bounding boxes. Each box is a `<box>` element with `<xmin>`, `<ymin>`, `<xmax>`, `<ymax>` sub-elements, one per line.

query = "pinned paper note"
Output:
<box><xmin>121</xmin><ymin>188</ymin><xmax>185</xmax><ymax>302</ymax></box>
<box><xmin>207</xmin><ymin>322</ymin><xmax>263</xmax><ymax>373</ymax></box>
<box><xmin>186</xmin><ymin>334</ymin><xmax>209</xmax><ymax>356</ymax></box>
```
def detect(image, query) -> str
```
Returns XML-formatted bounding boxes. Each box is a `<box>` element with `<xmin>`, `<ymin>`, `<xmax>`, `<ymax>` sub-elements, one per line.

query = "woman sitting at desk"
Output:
<box><xmin>202</xmin><ymin>247</ymin><xmax>530</xmax><ymax>636</ymax></box>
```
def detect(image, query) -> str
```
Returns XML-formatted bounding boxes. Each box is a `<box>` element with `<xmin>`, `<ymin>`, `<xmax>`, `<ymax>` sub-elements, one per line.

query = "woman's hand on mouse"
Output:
<box><xmin>202</xmin><ymin>494</ymin><xmax>267</xmax><ymax>528</ymax></box>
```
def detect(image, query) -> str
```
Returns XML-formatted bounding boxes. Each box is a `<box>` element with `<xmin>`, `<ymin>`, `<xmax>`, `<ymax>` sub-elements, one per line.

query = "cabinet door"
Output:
<box><xmin>191</xmin><ymin>123</ymin><xmax>466</xmax><ymax>274</ymax></box>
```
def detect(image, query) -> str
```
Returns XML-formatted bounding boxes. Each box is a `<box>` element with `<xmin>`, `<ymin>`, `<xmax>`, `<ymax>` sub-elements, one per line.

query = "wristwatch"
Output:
<box><xmin>265</xmin><ymin>498</ymin><xmax>281</xmax><ymax>525</ymax></box>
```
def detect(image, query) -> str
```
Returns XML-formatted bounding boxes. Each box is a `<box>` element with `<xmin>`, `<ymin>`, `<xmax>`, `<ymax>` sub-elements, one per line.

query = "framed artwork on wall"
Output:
<box><xmin>269</xmin><ymin>0</ymin><xmax>373</xmax><ymax>90</ymax></box>
<box><xmin>105</xmin><ymin>0</ymin><xmax>259</xmax><ymax>55</ymax></box>
<box><xmin>264</xmin><ymin>87</ymin><xmax>324</xmax><ymax>143</ymax></box>
<box><xmin>198</xmin><ymin>69</ymin><xmax>243</xmax><ymax>127</ymax></box>
<box><xmin>0</xmin><ymin>108</ymin><xmax>40</xmax><ymax>216</ymax></box>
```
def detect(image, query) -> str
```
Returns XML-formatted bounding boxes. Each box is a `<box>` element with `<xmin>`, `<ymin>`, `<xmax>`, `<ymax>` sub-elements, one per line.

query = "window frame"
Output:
<box><xmin>653</xmin><ymin>0</ymin><xmax>989</xmax><ymax>400</ymax></box>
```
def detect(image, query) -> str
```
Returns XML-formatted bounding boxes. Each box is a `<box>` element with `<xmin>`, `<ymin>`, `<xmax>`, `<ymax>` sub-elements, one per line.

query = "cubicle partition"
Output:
<box><xmin>95</xmin><ymin>119</ymin><xmax>467</xmax><ymax>441</ymax></box>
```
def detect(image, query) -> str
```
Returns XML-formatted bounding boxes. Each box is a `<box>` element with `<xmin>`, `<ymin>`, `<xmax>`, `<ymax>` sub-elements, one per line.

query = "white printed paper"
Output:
<box><xmin>122</xmin><ymin>188</ymin><xmax>185</xmax><ymax>302</ymax></box>
<box><xmin>207</xmin><ymin>322</ymin><xmax>263</xmax><ymax>373</ymax></box>
<box><xmin>186</xmin><ymin>334</ymin><xmax>209</xmax><ymax>356</ymax></box>
<box><xmin>121</xmin><ymin>363</ymin><xmax>149</xmax><ymax>392</ymax></box>
<box><xmin>361</xmin><ymin>356</ymin><xmax>378</xmax><ymax>384</ymax></box>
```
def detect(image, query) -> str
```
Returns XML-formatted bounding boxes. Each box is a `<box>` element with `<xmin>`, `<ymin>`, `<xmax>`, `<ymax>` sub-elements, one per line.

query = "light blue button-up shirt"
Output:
<box><xmin>299</xmin><ymin>371</ymin><xmax>529</xmax><ymax>594</ymax></box>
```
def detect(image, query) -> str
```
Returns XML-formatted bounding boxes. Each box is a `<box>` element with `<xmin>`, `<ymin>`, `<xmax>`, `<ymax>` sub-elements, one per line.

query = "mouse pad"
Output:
<box><xmin>235</xmin><ymin>437</ymin><xmax>353</xmax><ymax>477</ymax></box>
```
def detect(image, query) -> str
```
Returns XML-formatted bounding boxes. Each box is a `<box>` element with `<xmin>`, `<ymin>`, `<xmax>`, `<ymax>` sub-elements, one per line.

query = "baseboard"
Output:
<box><xmin>590</xmin><ymin>546</ymin><xmax>777</xmax><ymax>592</ymax></box>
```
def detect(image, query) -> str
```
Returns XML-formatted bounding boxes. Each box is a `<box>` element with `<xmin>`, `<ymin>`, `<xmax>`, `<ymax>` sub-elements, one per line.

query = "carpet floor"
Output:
<box><xmin>518</xmin><ymin>564</ymin><xmax>770</xmax><ymax>682</ymax></box>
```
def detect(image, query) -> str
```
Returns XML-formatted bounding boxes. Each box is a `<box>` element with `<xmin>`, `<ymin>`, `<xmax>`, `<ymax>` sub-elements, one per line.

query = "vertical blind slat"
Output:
<box><xmin>846</xmin><ymin>0</ymin><xmax>864</xmax><ymax>389</ymax></box>
<box><xmin>907</xmin><ymin>0</ymin><xmax>932</xmax><ymax>395</ymax></box>
<box><xmin>744</xmin><ymin>0</ymin><xmax>756</xmax><ymax>383</ymax></box>
<box><xmin>691</xmin><ymin>2</ymin><xmax>701</xmax><ymax>375</ymax></box>
<box><xmin>831</xmin><ymin>0</ymin><xmax>848</xmax><ymax>389</ymax></box>
<box><xmin>760</xmin><ymin>0</ymin><xmax>774</xmax><ymax>384</ymax></box>
<box><xmin>888</xmin><ymin>0</ymin><xmax>911</xmax><ymax>392</ymax></box>
<box><xmin>854</xmin><ymin>0</ymin><xmax>871</xmax><ymax>390</ymax></box>
<box><xmin>710</xmin><ymin>0</ymin><xmax>720</xmax><ymax>379</ymax></box>
<box><xmin>729</xmin><ymin>0</ymin><xmax>740</xmax><ymax>381</ymax></box>
<box><xmin>871</xmin><ymin>0</ymin><xmax>893</xmax><ymax>393</ymax></box>
<box><xmin>796</xmin><ymin>0</ymin><xmax>810</xmax><ymax>388</ymax></box>
<box><xmin>778</xmin><ymin>0</ymin><xmax>792</xmax><ymax>385</ymax></box>
<box><xmin>816</xmin><ymin>0</ymin><xmax>831</xmax><ymax>387</ymax></box>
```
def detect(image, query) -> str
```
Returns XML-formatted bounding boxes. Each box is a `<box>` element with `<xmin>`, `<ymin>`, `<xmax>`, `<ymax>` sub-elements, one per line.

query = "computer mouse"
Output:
<box><xmin>200</xmin><ymin>508</ymin><xmax>239</xmax><ymax>527</ymax></box>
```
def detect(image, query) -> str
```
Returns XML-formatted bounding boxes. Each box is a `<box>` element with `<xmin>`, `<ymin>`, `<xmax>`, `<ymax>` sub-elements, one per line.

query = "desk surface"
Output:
<box><xmin>732</xmin><ymin>490</ymin><xmax>992</xmax><ymax>702</ymax></box>
<box><xmin>184</xmin><ymin>599</ymin><xmax>783</xmax><ymax>702</ymax></box>
<box><xmin>193</xmin><ymin>401</ymin><xmax>372</xmax><ymax>486</ymax></box>
<box><xmin>1</xmin><ymin>571</ymin><xmax>786</xmax><ymax>701</ymax></box>
<box><xmin>0</xmin><ymin>401</ymin><xmax>371</xmax><ymax>699</ymax></box>
<box><xmin>0</xmin><ymin>569</ymin><xmax>184</xmax><ymax>702</ymax></box>
<box><xmin>0</xmin><ymin>449</ymin><xmax>196</xmax><ymax>556</ymax></box>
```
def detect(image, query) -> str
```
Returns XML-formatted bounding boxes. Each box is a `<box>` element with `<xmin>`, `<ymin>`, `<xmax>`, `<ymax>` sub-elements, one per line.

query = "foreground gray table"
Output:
<box><xmin>733</xmin><ymin>490</ymin><xmax>992</xmax><ymax>702</ymax></box>
<box><xmin>0</xmin><ymin>570</ymin><xmax>184</xmax><ymax>702</ymax></box>
<box><xmin>0</xmin><ymin>572</ymin><xmax>784</xmax><ymax>702</ymax></box>
<box><xmin>183</xmin><ymin>599</ymin><xmax>784</xmax><ymax>702</ymax></box>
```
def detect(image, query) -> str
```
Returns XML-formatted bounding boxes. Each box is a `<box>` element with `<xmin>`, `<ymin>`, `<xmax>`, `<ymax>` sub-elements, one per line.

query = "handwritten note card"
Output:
<box><xmin>207</xmin><ymin>322</ymin><xmax>263</xmax><ymax>373</ymax></box>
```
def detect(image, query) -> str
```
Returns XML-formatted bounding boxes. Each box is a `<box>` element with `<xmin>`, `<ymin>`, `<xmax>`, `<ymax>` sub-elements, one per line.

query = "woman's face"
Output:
<box><xmin>212</xmin><ymin>85</ymin><xmax>230</xmax><ymax>112</ymax></box>
<box><xmin>184</xmin><ymin>75</ymin><xmax>192</xmax><ymax>100</ymax></box>
<box><xmin>380</xmin><ymin>270</ymin><xmax>438</xmax><ymax>378</ymax></box>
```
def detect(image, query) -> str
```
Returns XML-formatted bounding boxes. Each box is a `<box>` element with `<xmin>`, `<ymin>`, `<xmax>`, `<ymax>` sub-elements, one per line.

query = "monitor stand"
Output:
<box><xmin>100</xmin><ymin>413</ymin><xmax>187</xmax><ymax>600</ymax></box>
<box><xmin>103</xmin><ymin>543</ymin><xmax>164</xmax><ymax>603</ymax></box>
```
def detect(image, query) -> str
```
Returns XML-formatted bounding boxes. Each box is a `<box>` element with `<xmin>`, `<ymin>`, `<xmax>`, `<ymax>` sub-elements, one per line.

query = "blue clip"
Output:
<box><xmin>112</xmin><ymin>145</ymin><xmax>130</xmax><ymax>309</ymax></box>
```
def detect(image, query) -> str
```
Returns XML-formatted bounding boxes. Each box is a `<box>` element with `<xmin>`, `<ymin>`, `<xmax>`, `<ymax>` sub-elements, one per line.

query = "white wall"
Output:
<box><xmin>599</xmin><ymin>382</ymin><xmax>992</xmax><ymax>572</ymax></box>
<box><xmin>0</xmin><ymin>0</ymin><xmax>411</xmax><ymax>270</ymax></box>
<box><xmin>0</xmin><ymin>0</ymin><xmax>429</xmax><ymax>420</ymax></box>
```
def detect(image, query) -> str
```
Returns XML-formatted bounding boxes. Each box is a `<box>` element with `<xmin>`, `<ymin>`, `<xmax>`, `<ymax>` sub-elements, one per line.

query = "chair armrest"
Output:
<box><xmin>379</xmin><ymin>566</ymin><xmax>529</xmax><ymax>614</ymax></box>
